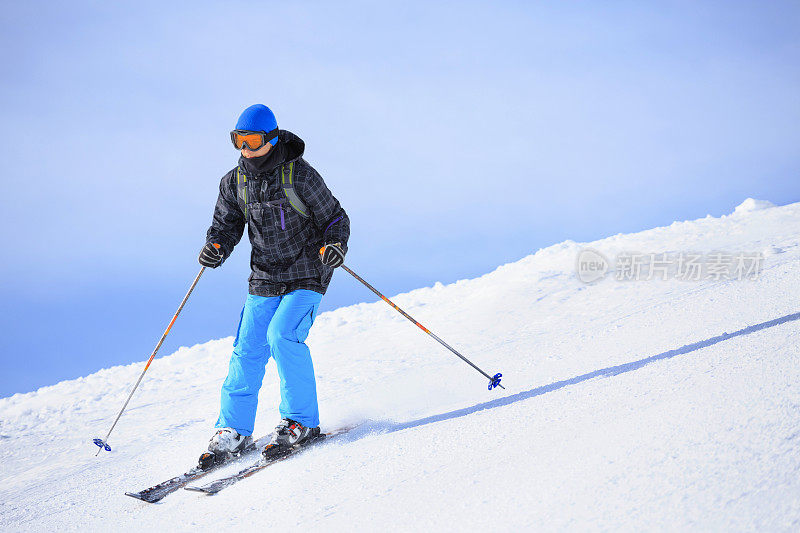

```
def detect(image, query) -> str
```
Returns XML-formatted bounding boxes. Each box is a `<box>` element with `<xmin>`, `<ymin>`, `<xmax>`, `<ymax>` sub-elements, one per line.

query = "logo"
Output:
<box><xmin>576</xmin><ymin>248</ymin><xmax>609</xmax><ymax>283</ymax></box>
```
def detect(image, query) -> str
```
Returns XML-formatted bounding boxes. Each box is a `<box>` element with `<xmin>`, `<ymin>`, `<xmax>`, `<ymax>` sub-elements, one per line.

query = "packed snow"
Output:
<box><xmin>1</xmin><ymin>199</ymin><xmax>798</xmax><ymax>531</ymax></box>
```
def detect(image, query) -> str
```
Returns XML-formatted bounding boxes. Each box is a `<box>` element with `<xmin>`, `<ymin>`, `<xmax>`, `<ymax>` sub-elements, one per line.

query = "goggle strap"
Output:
<box><xmin>262</xmin><ymin>128</ymin><xmax>279</xmax><ymax>142</ymax></box>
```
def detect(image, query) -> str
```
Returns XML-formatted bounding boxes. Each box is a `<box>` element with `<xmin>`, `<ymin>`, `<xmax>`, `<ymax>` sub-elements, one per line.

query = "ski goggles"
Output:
<box><xmin>230</xmin><ymin>128</ymin><xmax>279</xmax><ymax>151</ymax></box>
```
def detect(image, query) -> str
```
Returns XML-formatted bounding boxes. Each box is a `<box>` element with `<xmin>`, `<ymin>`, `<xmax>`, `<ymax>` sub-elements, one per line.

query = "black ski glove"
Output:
<box><xmin>319</xmin><ymin>242</ymin><xmax>345</xmax><ymax>268</ymax></box>
<box><xmin>198</xmin><ymin>242</ymin><xmax>223</xmax><ymax>268</ymax></box>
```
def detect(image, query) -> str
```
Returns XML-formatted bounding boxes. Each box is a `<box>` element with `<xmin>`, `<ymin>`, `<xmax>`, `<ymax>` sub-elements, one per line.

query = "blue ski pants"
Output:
<box><xmin>216</xmin><ymin>290</ymin><xmax>323</xmax><ymax>436</ymax></box>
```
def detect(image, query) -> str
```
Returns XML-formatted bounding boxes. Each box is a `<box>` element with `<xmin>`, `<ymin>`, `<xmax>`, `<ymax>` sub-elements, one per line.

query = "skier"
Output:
<box><xmin>199</xmin><ymin>104</ymin><xmax>349</xmax><ymax>460</ymax></box>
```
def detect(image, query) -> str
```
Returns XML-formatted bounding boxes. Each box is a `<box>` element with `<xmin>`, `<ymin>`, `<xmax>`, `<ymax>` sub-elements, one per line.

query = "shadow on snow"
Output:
<box><xmin>359</xmin><ymin>311</ymin><xmax>800</xmax><ymax>436</ymax></box>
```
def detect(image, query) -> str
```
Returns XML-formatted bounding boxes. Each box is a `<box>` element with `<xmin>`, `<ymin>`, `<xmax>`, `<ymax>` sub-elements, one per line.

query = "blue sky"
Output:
<box><xmin>1</xmin><ymin>1</ymin><xmax>798</xmax><ymax>397</ymax></box>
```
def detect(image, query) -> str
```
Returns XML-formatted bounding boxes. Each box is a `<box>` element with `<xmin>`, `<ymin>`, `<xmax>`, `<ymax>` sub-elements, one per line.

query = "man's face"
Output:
<box><xmin>241</xmin><ymin>142</ymin><xmax>272</xmax><ymax>159</ymax></box>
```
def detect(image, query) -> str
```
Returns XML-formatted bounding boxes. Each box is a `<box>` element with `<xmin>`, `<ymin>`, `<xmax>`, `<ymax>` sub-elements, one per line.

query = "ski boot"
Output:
<box><xmin>198</xmin><ymin>428</ymin><xmax>253</xmax><ymax>470</ymax></box>
<box><xmin>262</xmin><ymin>419</ymin><xmax>321</xmax><ymax>460</ymax></box>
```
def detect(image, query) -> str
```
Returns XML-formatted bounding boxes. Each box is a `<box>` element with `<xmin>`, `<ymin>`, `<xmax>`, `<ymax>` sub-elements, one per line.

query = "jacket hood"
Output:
<box><xmin>238</xmin><ymin>129</ymin><xmax>305</xmax><ymax>176</ymax></box>
<box><xmin>278</xmin><ymin>129</ymin><xmax>305</xmax><ymax>162</ymax></box>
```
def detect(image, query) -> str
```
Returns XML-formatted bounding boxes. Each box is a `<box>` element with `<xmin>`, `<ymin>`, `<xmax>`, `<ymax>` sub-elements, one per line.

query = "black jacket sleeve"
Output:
<box><xmin>205</xmin><ymin>170</ymin><xmax>245</xmax><ymax>264</ymax></box>
<box><xmin>295</xmin><ymin>161</ymin><xmax>350</xmax><ymax>253</ymax></box>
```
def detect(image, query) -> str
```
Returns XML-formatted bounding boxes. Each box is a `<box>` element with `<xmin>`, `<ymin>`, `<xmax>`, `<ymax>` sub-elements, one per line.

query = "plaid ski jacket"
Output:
<box><xmin>205</xmin><ymin>130</ymin><xmax>350</xmax><ymax>297</ymax></box>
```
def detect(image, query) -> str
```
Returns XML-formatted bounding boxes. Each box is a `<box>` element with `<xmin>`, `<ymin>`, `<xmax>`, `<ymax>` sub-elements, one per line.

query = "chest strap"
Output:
<box><xmin>236</xmin><ymin>161</ymin><xmax>311</xmax><ymax>221</ymax></box>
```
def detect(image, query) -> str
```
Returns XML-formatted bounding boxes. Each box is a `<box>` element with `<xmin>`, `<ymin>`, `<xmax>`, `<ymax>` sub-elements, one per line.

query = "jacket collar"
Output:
<box><xmin>237</xmin><ymin>129</ymin><xmax>306</xmax><ymax>177</ymax></box>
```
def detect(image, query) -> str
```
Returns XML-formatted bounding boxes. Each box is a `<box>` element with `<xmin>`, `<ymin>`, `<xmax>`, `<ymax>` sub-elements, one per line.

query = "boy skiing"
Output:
<box><xmin>199</xmin><ymin>104</ymin><xmax>349</xmax><ymax>461</ymax></box>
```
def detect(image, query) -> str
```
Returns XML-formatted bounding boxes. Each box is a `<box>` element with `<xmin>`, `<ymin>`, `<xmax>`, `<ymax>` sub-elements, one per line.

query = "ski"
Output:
<box><xmin>124</xmin><ymin>435</ymin><xmax>268</xmax><ymax>503</ymax></box>
<box><xmin>184</xmin><ymin>426</ymin><xmax>354</xmax><ymax>495</ymax></box>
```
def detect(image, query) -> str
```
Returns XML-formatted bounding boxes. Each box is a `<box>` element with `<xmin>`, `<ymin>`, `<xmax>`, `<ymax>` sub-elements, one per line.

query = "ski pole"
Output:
<box><xmin>340</xmin><ymin>264</ymin><xmax>503</xmax><ymax>390</ymax></box>
<box><xmin>93</xmin><ymin>263</ymin><xmax>209</xmax><ymax>455</ymax></box>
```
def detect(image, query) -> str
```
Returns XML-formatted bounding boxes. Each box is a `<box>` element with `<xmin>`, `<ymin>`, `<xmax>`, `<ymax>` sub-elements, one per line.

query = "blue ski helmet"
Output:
<box><xmin>235</xmin><ymin>104</ymin><xmax>279</xmax><ymax>146</ymax></box>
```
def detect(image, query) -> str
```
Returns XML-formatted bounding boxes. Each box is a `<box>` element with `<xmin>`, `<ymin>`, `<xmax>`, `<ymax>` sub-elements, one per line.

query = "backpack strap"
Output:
<box><xmin>236</xmin><ymin>167</ymin><xmax>248</xmax><ymax>218</ymax></box>
<box><xmin>281</xmin><ymin>162</ymin><xmax>311</xmax><ymax>218</ymax></box>
<box><xmin>235</xmin><ymin>162</ymin><xmax>311</xmax><ymax>221</ymax></box>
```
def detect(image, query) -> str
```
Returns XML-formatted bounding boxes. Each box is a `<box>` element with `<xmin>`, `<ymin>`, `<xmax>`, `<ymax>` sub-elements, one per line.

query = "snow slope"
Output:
<box><xmin>1</xmin><ymin>199</ymin><xmax>799</xmax><ymax>531</ymax></box>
